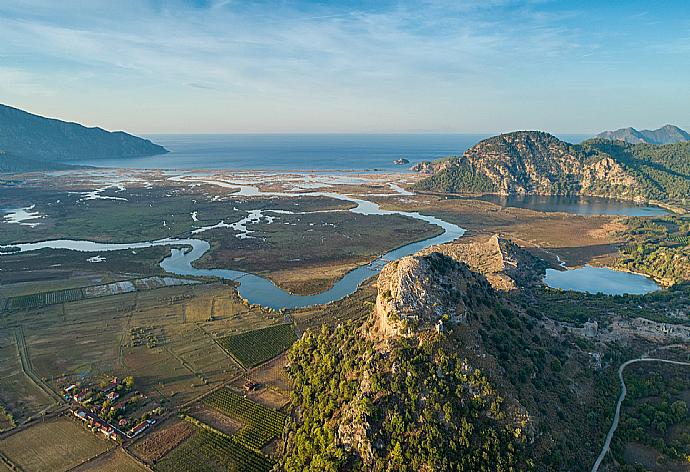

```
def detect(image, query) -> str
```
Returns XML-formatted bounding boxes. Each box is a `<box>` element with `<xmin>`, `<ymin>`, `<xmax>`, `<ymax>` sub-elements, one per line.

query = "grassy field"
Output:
<box><xmin>0</xmin><ymin>417</ymin><xmax>113</xmax><ymax>472</ymax></box>
<box><xmin>219</xmin><ymin>323</ymin><xmax>297</xmax><ymax>368</ymax></box>
<box><xmin>1</xmin><ymin>181</ymin><xmax>441</xmax><ymax>295</ymax></box>
<box><xmin>197</xmin><ymin>210</ymin><xmax>442</xmax><ymax>294</ymax></box>
<box><xmin>0</xmin><ymin>329</ymin><xmax>55</xmax><ymax>425</ymax></box>
<box><xmin>74</xmin><ymin>448</ymin><xmax>149</xmax><ymax>472</ymax></box>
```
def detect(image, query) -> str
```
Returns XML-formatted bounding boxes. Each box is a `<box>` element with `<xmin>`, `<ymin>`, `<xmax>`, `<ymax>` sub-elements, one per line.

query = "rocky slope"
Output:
<box><xmin>373</xmin><ymin>252</ymin><xmax>493</xmax><ymax>339</ymax></box>
<box><xmin>420</xmin><ymin>234</ymin><xmax>546</xmax><ymax>291</ymax></box>
<box><xmin>413</xmin><ymin>131</ymin><xmax>690</xmax><ymax>203</ymax></box>
<box><xmin>0</xmin><ymin>104</ymin><xmax>167</xmax><ymax>171</ymax></box>
<box><xmin>281</xmin><ymin>239</ymin><xmax>629</xmax><ymax>471</ymax></box>
<box><xmin>596</xmin><ymin>125</ymin><xmax>690</xmax><ymax>144</ymax></box>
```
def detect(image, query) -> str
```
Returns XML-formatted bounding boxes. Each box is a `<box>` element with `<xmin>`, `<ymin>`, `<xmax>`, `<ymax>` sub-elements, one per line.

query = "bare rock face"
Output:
<box><xmin>374</xmin><ymin>252</ymin><xmax>491</xmax><ymax>339</ymax></box>
<box><xmin>420</xmin><ymin>234</ymin><xmax>545</xmax><ymax>291</ymax></box>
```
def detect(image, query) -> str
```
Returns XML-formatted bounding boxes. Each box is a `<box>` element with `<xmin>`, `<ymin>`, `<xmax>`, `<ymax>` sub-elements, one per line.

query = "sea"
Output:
<box><xmin>68</xmin><ymin>133</ymin><xmax>592</xmax><ymax>171</ymax></box>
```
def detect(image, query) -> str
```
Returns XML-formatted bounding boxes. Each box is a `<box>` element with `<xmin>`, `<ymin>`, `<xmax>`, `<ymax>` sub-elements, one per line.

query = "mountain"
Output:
<box><xmin>280</xmin><ymin>239</ymin><xmax>620</xmax><ymax>471</ymax></box>
<box><xmin>596</xmin><ymin>125</ymin><xmax>690</xmax><ymax>144</ymax></box>
<box><xmin>0</xmin><ymin>104</ymin><xmax>167</xmax><ymax>171</ymax></box>
<box><xmin>413</xmin><ymin>131</ymin><xmax>690</xmax><ymax>203</ymax></box>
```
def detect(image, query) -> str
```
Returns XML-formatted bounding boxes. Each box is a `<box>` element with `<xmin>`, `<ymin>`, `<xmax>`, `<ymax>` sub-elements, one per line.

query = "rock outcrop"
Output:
<box><xmin>420</xmin><ymin>234</ymin><xmax>545</xmax><ymax>291</ymax></box>
<box><xmin>374</xmin><ymin>252</ymin><xmax>493</xmax><ymax>339</ymax></box>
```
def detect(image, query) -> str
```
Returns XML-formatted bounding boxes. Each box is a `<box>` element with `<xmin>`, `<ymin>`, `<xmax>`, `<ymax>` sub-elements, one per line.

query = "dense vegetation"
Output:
<box><xmin>219</xmin><ymin>323</ymin><xmax>297</xmax><ymax>368</ymax></box>
<box><xmin>281</xmin><ymin>323</ymin><xmax>531</xmax><ymax>472</ymax></box>
<box><xmin>586</xmin><ymin>139</ymin><xmax>690</xmax><ymax>202</ymax></box>
<box><xmin>414</xmin><ymin>161</ymin><xmax>498</xmax><ymax>193</ymax></box>
<box><xmin>514</xmin><ymin>284</ymin><xmax>690</xmax><ymax>327</ymax></box>
<box><xmin>612</xmin><ymin>363</ymin><xmax>690</xmax><ymax>470</ymax></box>
<box><xmin>617</xmin><ymin>216</ymin><xmax>690</xmax><ymax>285</ymax></box>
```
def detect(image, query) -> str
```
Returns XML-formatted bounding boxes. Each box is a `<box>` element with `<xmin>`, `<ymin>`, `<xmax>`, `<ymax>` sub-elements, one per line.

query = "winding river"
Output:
<box><xmin>1</xmin><ymin>185</ymin><xmax>464</xmax><ymax>310</ymax></box>
<box><xmin>1</xmin><ymin>177</ymin><xmax>662</xmax><ymax>307</ymax></box>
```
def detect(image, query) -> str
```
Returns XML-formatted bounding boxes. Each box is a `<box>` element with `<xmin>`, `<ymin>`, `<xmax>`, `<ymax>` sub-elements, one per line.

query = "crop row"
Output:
<box><xmin>6</xmin><ymin>288</ymin><xmax>84</xmax><ymax>310</ymax></box>
<box><xmin>204</xmin><ymin>388</ymin><xmax>286</xmax><ymax>450</ymax></box>
<box><xmin>155</xmin><ymin>428</ymin><xmax>273</xmax><ymax>472</ymax></box>
<box><xmin>219</xmin><ymin>323</ymin><xmax>297</xmax><ymax>367</ymax></box>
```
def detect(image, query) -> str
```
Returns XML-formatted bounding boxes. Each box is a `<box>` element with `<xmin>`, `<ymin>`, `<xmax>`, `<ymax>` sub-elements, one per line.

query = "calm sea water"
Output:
<box><xmin>69</xmin><ymin>133</ymin><xmax>591</xmax><ymax>171</ymax></box>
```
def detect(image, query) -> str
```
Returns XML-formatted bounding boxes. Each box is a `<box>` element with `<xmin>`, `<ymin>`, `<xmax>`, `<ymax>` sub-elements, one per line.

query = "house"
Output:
<box><xmin>106</xmin><ymin>391</ymin><xmax>119</xmax><ymax>401</ymax></box>
<box><xmin>129</xmin><ymin>420</ymin><xmax>149</xmax><ymax>437</ymax></box>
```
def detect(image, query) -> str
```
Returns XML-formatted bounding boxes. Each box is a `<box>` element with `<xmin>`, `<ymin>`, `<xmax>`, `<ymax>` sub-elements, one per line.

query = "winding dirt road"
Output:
<box><xmin>591</xmin><ymin>356</ymin><xmax>690</xmax><ymax>472</ymax></box>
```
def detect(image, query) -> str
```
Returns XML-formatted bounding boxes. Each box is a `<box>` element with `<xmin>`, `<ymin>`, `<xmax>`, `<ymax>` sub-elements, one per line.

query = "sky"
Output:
<box><xmin>0</xmin><ymin>0</ymin><xmax>689</xmax><ymax>134</ymax></box>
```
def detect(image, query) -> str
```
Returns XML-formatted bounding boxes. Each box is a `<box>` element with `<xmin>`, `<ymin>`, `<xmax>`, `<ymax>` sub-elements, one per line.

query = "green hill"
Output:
<box><xmin>0</xmin><ymin>104</ymin><xmax>167</xmax><ymax>172</ymax></box>
<box><xmin>414</xmin><ymin>131</ymin><xmax>690</xmax><ymax>204</ymax></box>
<box><xmin>595</xmin><ymin>125</ymin><xmax>690</xmax><ymax>144</ymax></box>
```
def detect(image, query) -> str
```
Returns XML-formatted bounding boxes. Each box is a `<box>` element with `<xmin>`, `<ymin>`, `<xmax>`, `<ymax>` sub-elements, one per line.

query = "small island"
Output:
<box><xmin>393</xmin><ymin>157</ymin><xmax>409</xmax><ymax>165</ymax></box>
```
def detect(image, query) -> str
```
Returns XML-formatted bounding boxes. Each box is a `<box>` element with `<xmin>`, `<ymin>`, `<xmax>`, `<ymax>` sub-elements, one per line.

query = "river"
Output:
<box><xmin>1</xmin><ymin>182</ymin><xmax>464</xmax><ymax>310</ymax></box>
<box><xmin>1</xmin><ymin>177</ymin><xmax>662</xmax><ymax>308</ymax></box>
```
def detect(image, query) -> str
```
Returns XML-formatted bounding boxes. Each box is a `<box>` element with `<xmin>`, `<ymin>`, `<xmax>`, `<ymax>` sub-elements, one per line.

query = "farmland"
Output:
<box><xmin>130</xmin><ymin>417</ymin><xmax>195</xmax><ymax>464</ymax></box>
<box><xmin>154</xmin><ymin>427</ymin><xmax>274</xmax><ymax>472</ymax></box>
<box><xmin>219</xmin><ymin>323</ymin><xmax>298</xmax><ymax>368</ymax></box>
<box><xmin>203</xmin><ymin>388</ymin><xmax>287</xmax><ymax>450</ymax></box>
<box><xmin>0</xmin><ymin>418</ymin><xmax>113</xmax><ymax>472</ymax></box>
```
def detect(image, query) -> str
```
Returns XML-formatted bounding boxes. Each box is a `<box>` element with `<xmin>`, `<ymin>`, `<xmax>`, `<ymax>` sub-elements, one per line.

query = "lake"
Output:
<box><xmin>478</xmin><ymin>195</ymin><xmax>668</xmax><ymax>217</ymax></box>
<box><xmin>67</xmin><ymin>133</ymin><xmax>591</xmax><ymax>171</ymax></box>
<box><xmin>544</xmin><ymin>265</ymin><xmax>660</xmax><ymax>295</ymax></box>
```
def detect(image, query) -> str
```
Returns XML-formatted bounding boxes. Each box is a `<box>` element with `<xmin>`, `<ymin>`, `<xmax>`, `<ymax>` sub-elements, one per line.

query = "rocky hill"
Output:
<box><xmin>373</xmin><ymin>252</ymin><xmax>493</xmax><ymax>339</ymax></box>
<box><xmin>420</xmin><ymin>234</ymin><xmax>546</xmax><ymax>291</ymax></box>
<box><xmin>280</xmin><ymin>241</ymin><xmax>627</xmax><ymax>471</ymax></box>
<box><xmin>0</xmin><ymin>104</ymin><xmax>167</xmax><ymax>171</ymax></box>
<box><xmin>596</xmin><ymin>125</ymin><xmax>690</xmax><ymax>144</ymax></box>
<box><xmin>413</xmin><ymin>131</ymin><xmax>690</xmax><ymax>203</ymax></box>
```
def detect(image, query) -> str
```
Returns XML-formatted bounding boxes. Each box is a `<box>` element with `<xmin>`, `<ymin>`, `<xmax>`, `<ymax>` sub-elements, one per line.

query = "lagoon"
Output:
<box><xmin>544</xmin><ymin>265</ymin><xmax>660</xmax><ymax>295</ymax></box>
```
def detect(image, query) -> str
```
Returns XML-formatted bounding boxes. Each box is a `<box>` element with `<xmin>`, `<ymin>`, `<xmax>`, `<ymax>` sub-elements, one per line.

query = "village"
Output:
<box><xmin>63</xmin><ymin>376</ymin><xmax>162</xmax><ymax>442</ymax></box>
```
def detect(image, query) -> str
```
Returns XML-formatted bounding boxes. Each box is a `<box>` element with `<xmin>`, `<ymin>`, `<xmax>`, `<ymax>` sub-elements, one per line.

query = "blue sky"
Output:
<box><xmin>0</xmin><ymin>0</ymin><xmax>688</xmax><ymax>133</ymax></box>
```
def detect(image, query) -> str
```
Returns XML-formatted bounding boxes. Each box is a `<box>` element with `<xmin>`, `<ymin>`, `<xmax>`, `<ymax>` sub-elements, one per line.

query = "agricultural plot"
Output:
<box><xmin>203</xmin><ymin>388</ymin><xmax>286</xmax><ymax>450</ymax></box>
<box><xmin>4</xmin><ymin>287</ymin><xmax>83</xmax><ymax>311</ymax></box>
<box><xmin>0</xmin><ymin>330</ymin><xmax>54</xmax><ymax>424</ymax></box>
<box><xmin>74</xmin><ymin>447</ymin><xmax>149</xmax><ymax>472</ymax></box>
<box><xmin>1</xmin><ymin>277</ymin><xmax>200</xmax><ymax>312</ymax></box>
<box><xmin>154</xmin><ymin>428</ymin><xmax>273</xmax><ymax>472</ymax></box>
<box><xmin>0</xmin><ymin>417</ymin><xmax>112</xmax><ymax>472</ymax></box>
<box><xmin>130</xmin><ymin>417</ymin><xmax>195</xmax><ymax>463</ymax></box>
<box><xmin>219</xmin><ymin>323</ymin><xmax>297</xmax><ymax>368</ymax></box>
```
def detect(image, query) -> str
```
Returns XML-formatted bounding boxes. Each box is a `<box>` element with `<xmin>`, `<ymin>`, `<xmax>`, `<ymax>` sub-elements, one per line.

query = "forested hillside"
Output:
<box><xmin>0</xmin><ymin>104</ymin><xmax>167</xmax><ymax>172</ymax></box>
<box><xmin>414</xmin><ymin>131</ymin><xmax>690</xmax><ymax>204</ymax></box>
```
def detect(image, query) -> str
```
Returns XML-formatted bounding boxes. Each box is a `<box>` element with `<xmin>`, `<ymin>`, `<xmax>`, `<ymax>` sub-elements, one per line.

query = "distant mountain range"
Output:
<box><xmin>0</xmin><ymin>104</ymin><xmax>167</xmax><ymax>172</ymax></box>
<box><xmin>595</xmin><ymin>125</ymin><xmax>690</xmax><ymax>144</ymax></box>
<box><xmin>414</xmin><ymin>131</ymin><xmax>690</xmax><ymax>204</ymax></box>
